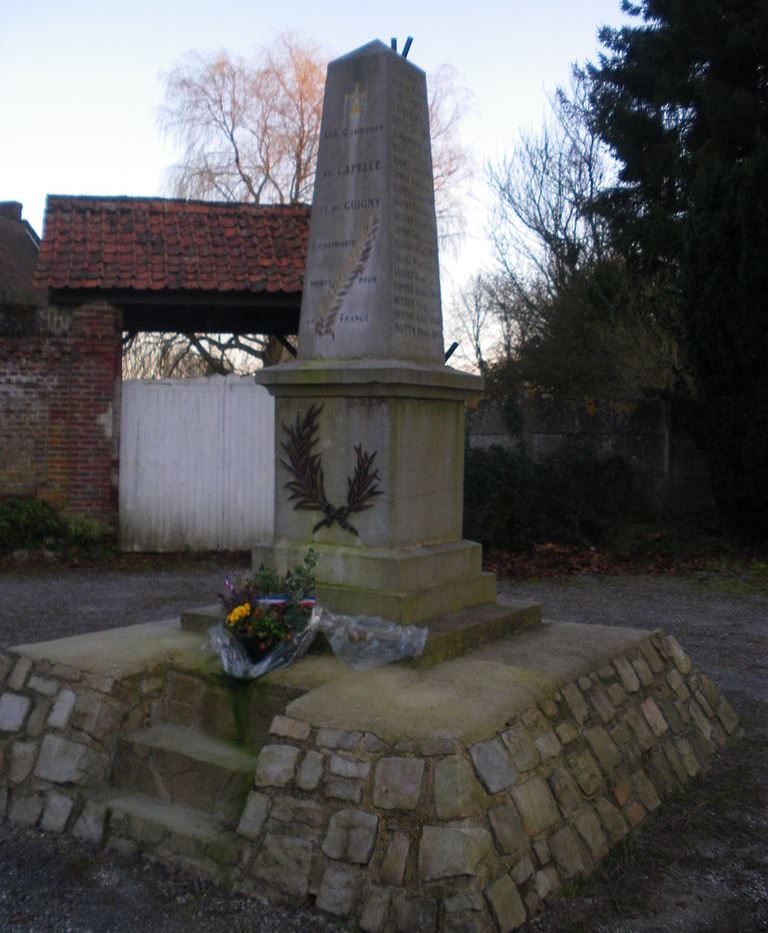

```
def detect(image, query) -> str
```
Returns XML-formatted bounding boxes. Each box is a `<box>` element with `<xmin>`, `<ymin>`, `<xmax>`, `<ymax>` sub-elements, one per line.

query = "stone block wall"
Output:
<box><xmin>0</xmin><ymin>649</ymin><xmax>160</xmax><ymax>838</ymax></box>
<box><xmin>0</xmin><ymin>302</ymin><xmax>122</xmax><ymax>526</ymax></box>
<box><xmin>228</xmin><ymin>631</ymin><xmax>737</xmax><ymax>931</ymax></box>
<box><xmin>0</xmin><ymin>630</ymin><xmax>739</xmax><ymax>932</ymax></box>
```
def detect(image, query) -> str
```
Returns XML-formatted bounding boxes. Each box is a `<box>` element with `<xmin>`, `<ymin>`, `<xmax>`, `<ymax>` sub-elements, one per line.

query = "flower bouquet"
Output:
<box><xmin>212</xmin><ymin>549</ymin><xmax>319</xmax><ymax>678</ymax></box>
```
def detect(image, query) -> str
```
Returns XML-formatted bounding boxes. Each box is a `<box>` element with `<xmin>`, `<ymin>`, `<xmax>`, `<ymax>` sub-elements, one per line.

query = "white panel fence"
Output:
<box><xmin>119</xmin><ymin>376</ymin><xmax>275</xmax><ymax>551</ymax></box>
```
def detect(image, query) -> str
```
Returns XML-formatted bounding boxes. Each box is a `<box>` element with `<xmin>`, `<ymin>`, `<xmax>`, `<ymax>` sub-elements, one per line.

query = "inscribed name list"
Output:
<box><xmin>298</xmin><ymin>40</ymin><xmax>444</xmax><ymax>363</ymax></box>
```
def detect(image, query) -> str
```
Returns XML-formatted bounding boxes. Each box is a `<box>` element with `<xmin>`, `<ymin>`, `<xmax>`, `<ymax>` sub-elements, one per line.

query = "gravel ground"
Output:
<box><xmin>0</xmin><ymin>565</ymin><xmax>766</xmax><ymax>932</ymax></box>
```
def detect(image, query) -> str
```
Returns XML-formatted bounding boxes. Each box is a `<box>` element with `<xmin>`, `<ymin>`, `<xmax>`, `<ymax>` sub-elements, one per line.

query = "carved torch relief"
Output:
<box><xmin>280</xmin><ymin>403</ymin><xmax>383</xmax><ymax>536</ymax></box>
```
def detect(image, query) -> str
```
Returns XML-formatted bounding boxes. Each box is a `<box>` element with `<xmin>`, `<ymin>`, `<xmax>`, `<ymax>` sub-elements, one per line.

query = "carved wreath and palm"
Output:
<box><xmin>281</xmin><ymin>403</ymin><xmax>383</xmax><ymax>536</ymax></box>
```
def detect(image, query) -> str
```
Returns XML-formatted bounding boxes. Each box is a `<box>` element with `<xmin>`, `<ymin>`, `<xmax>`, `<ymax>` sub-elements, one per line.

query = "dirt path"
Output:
<box><xmin>0</xmin><ymin>569</ymin><xmax>766</xmax><ymax>932</ymax></box>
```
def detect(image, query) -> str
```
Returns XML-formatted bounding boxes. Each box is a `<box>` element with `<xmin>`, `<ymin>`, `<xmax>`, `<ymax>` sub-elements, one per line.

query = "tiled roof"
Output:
<box><xmin>35</xmin><ymin>196</ymin><xmax>309</xmax><ymax>294</ymax></box>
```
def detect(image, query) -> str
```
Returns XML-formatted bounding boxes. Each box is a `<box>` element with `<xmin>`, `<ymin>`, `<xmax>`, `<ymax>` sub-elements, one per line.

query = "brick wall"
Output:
<box><xmin>0</xmin><ymin>302</ymin><xmax>122</xmax><ymax>527</ymax></box>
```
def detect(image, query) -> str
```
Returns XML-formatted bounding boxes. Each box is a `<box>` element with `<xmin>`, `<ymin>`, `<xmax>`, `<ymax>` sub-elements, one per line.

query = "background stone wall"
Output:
<box><xmin>467</xmin><ymin>393</ymin><xmax>712</xmax><ymax>516</ymax></box>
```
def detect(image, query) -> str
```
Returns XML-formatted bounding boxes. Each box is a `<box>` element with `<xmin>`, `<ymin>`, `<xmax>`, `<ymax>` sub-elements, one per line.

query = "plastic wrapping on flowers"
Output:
<box><xmin>316</xmin><ymin>607</ymin><xmax>428</xmax><ymax>671</ymax></box>
<box><xmin>210</xmin><ymin>605</ymin><xmax>428</xmax><ymax>680</ymax></box>
<box><xmin>210</xmin><ymin>604</ymin><xmax>322</xmax><ymax>680</ymax></box>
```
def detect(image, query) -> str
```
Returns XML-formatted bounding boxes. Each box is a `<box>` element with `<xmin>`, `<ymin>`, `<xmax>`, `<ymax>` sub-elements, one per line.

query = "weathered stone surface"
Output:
<box><xmin>641</xmin><ymin>697</ymin><xmax>669</xmax><ymax>737</ymax></box>
<box><xmin>675</xmin><ymin>737</ymin><xmax>701</xmax><ymax>777</ymax></box>
<box><xmin>8</xmin><ymin>657</ymin><xmax>32</xmax><ymax>691</ymax></box>
<box><xmin>469</xmin><ymin>738</ymin><xmax>517</xmax><ymax>794</ymax></box>
<box><xmin>488</xmin><ymin>804</ymin><xmax>529</xmax><ymax>859</ymax></box>
<box><xmin>625</xmin><ymin>800</ymin><xmax>646</xmax><ymax>826</ymax></box>
<box><xmin>330</xmin><ymin>753</ymin><xmax>371</xmax><ymax>780</ymax></box>
<box><xmin>70</xmin><ymin>691</ymin><xmax>124</xmax><ymax>742</ymax></box>
<box><xmin>632</xmin><ymin>769</ymin><xmax>661</xmax><ymax>811</ymax></box>
<box><xmin>717</xmin><ymin>698</ymin><xmax>739</xmax><ymax>734</ymax></box>
<box><xmin>270</xmin><ymin>715</ymin><xmax>311</xmax><ymax>741</ymax></box>
<box><xmin>434</xmin><ymin>755</ymin><xmax>485</xmax><ymax>819</ymax></box>
<box><xmin>25</xmin><ymin>698</ymin><xmax>52</xmax><ymax>738</ymax></box>
<box><xmin>589</xmin><ymin>686</ymin><xmax>615</xmax><ymax>724</ymax></box>
<box><xmin>688</xmin><ymin>698</ymin><xmax>714</xmax><ymax>743</ymax></box>
<box><xmin>568</xmin><ymin>749</ymin><xmax>603</xmax><ymax>795</ymax></box>
<box><xmin>326</xmin><ymin>777</ymin><xmax>363</xmax><ymax>803</ymax></box>
<box><xmin>561</xmin><ymin>683</ymin><xmax>589</xmax><ymax>724</ymax></box>
<box><xmin>521</xmin><ymin>707</ymin><xmax>547</xmax><ymax>733</ymax></box>
<box><xmin>237</xmin><ymin>791</ymin><xmax>270</xmax><ymax>840</ymax></box>
<box><xmin>663</xmin><ymin>740</ymin><xmax>690</xmax><ymax>783</ymax></box>
<box><xmin>253</xmin><ymin>744</ymin><xmax>301</xmax><ymax>787</ymax></box>
<box><xmin>554</xmin><ymin>720</ymin><xmax>579</xmax><ymax>745</ymax></box>
<box><xmin>548</xmin><ymin>767</ymin><xmax>584</xmax><ymax>817</ymax></box>
<box><xmin>607</xmin><ymin>683</ymin><xmax>627</xmax><ymax>707</ymax></box>
<box><xmin>360</xmin><ymin>886</ymin><xmax>391</xmax><ymax>932</ymax></box>
<box><xmin>316</xmin><ymin>865</ymin><xmax>360</xmax><ymax>917</ymax></box>
<box><xmin>532</xmin><ymin>837</ymin><xmax>550</xmax><ymax>866</ymax></box>
<box><xmin>595</xmin><ymin>797</ymin><xmax>628</xmax><ymax>843</ymax></box>
<box><xmin>373</xmin><ymin>757</ymin><xmax>424</xmax><ymax>810</ymax></box>
<box><xmin>323</xmin><ymin>808</ymin><xmax>379</xmax><ymax>864</ymax></box>
<box><xmin>40</xmin><ymin>791</ymin><xmax>74</xmax><ymax>833</ymax></box>
<box><xmin>666</xmin><ymin>669</ymin><xmax>689</xmax><ymax>700</ymax></box>
<box><xmin>549</xmin><ymin>825</ymin><xmax>587</xmax><ymax>879</ymax></box>
<box><xmin>418</xmin><ymin>826</ymin><xmax>492</xmax><ymax>880</ymax></box>
<box><xmin>541</xmin><ymin>699</ymin><xmax>559</xmax><ymax>720</ymax></box>
<box><xmin>297</xmin><ymin>749</ymin><xmax>324</xmax><ymax>790</ymax></box>
<box><xmin>270</xmin><ymin>795</ymin><xmax>325</xmax><ymax>828</ymax></box>
<box><xmin>72</xmin><ymin>800</ymin><xmax>106</xmax><ymax>843</ymax></box>
<box><xmin>252</xmin><ymin>831</ymin><xmax>313</xmax><ymax>898</ymax></box>
<box><xmin>510</xmin><ymin>853</ymin><xmax>535</xmax><ymax>884</ymax></box>
<box><xmin>316</xmin><ymin>728</ymin><xmax>362</xmax><ymax>750</ymax></box>
<box><xmin>612</xmin><ymin>771</ymin><xmax>632</xmax><ymax>807</ymax></box>
<box><xmin>510</xmin><ymin>776</ymin><xmax>560</xmax><ymax>837</ymax></box>
<box><xmin>47</xmin><ymin>689</ymin><xmax>77</xmax><ymax>729</ymax></box>
<box><xmin>639</xmin><ymin>638</ymin><xmax>665</xmax><ymax>673</ymax></box>
<box><xmin>9</xmin><ymin>794</ymin><xmax>42</xmax><ymax>826</ymax></box>
<box><xmin>624</xmin><ymin>708</ymin><xmax>655</xmax><ymax>751</ymax></box>
<box><xmin>28</xmin><ymin>674</ymin><xmax>59</xmax><ymax>697</ymax></box>
<box><xmin>534</xmin><ymin>731</ymin><xmax>561</xmax><ymax>761</ymax></box>
<box><xmin>364</xmin><ymin>732</ymin><xmax>388</xmax><ymax>753</ymax></box>
<box><xmin>485</xmin><ymin>874</ymin><xmax>526</xmax><ymax>931</ymax></box>
<box><xmin>380</xmin><ymin>832</ymin><xmax>410</xmax><ymax>886</ymax></box>
<box><xmin>34</xmin><ymin>735</ymin><xmax>108</xmax><ymax>786</ymax></box>
<box><xmin>613</xmin><ymin>657</ymin><xmax>640</xmax><ymax>693</ymax></box>
<box><xmin>9</xmin><ymin>741</ymin><xmax>37</xmax><ymax>783</ymax></box>
<box><xmin>0</xmin><ymin>655</ymin><xmax>12</xmax><ymax>686</ymax></box>
<box><xmin>393</xmin><ymin>894</ymin><xmax>438</xmax><ymax>932</ymax></box>
<box><xmin>631</xmin><ymin>656</ymin><xmax>654</xmax><ymax>687</ymax></box>
<box><xmin>500</xmin><ymin>725</ymin><xmax>539</xmax><ymax>772</ymax></box>
<box><xmin>82</xmin><ymin>672</ymin><xmax>114</xmax><ymax>694</ymax></box>
<box><xmin>664</xmin><ymin>635</ymin><xmax>692</xmax><ymax>674</ymax></box>
<box><xmin>583</xmin><ymin>726</ymin><xmax>622</xmax><ymax>772</ymax></box>
<box><xmin>573</xmin><ymin>808</ymin><xmax>608</xmax><ymax>860</ymax></box>
<box><xmin>0</xmin><ymin>692</ymin><xmax>31</xmax><ymax>732</ymax></box>
<box><xmin>693</xmin><ymin>689</ymin><xmax>714</xmax><ymax>717</ymax></box>
<box><xmin>534</xmin><ymin>865</ymin><xmax>561</xmax><ymax>900</ymax></box>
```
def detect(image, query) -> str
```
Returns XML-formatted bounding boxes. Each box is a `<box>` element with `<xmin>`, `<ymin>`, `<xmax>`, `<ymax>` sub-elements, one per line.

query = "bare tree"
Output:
<box><xmin>160</xmin><ymin>32</ymin><xmax>324</xmax><ymax>205</ymax></box>
<box><xmin>146</xmin><ymin>34</ymin><xmax>474</xmax><ymax>378</ymax></box>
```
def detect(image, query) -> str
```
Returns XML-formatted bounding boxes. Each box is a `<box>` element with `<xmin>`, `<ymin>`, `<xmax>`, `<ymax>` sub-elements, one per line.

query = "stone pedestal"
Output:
<box><xmin>254</xmin><ymin>361</ymin><xmax>494</xmax><ymax>623</ymax></box>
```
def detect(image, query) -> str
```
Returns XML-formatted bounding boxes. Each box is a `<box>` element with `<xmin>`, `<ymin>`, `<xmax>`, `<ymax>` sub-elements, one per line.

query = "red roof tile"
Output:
<box><xmin>35</xmin><ymin>195</ymin><xmax>309</xmax><ymax>294</ymax></box>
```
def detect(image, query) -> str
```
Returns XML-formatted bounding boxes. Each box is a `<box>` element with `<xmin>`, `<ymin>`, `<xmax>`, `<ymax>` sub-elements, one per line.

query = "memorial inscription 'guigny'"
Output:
<box><xmin>298</xmin><ymin>40</ymin><xmax>444</xmax><ymax>363</ymax></box>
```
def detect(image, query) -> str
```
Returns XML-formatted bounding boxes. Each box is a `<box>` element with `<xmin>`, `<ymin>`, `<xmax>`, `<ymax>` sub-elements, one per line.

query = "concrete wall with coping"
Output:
<box><xmin>467</xmin><ymin>394</ymin><xmax>712</xmax><ymax>515</ymax></box>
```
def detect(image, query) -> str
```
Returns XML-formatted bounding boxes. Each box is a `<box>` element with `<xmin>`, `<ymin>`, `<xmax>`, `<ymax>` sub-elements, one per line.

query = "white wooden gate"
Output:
<box><xmin>119</xmin><ymin>376</ymin><xmax>274</xmax><ymax>551</ymax></box>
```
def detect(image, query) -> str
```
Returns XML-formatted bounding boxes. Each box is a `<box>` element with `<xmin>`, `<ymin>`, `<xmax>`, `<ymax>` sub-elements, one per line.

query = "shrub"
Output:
<box><xmin>463</xmin><ymin>441</ymin><xmax>643</xmax><ymax>551</ymax></box>
<box><xmin>0</xmin><ymin>496</ymin><xmax>64</xmax><ymax>552</ymax></box>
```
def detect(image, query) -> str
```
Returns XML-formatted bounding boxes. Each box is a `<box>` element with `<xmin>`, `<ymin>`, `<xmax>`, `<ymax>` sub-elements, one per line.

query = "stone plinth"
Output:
<box><xmin>254</xmin><ymin>361</ymin><xmax>491</xmax><ymax>623</ymax></box>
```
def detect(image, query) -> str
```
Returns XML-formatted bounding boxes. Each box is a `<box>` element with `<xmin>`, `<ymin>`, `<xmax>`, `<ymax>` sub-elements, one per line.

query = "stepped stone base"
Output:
<box><xmin>0</xmin><ymin>617</ymin><xmax>740</xmax><ymax>932</ymax></box>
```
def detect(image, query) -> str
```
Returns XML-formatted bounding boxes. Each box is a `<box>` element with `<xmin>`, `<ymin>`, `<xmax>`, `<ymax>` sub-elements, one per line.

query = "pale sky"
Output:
<box><xmin>1</xmin><ymin>0</ymin><xmax>628</xmax><ymax>306</ymax></box>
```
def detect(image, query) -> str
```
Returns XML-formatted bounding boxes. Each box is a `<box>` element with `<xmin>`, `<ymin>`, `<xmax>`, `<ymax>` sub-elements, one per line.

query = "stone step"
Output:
<box><xmin>415</xmin><ymin>599</ymin><xmax>542</xmax><ymax>668</ymax></box>
<box><xmin>162</xmin><ymin>668</ymin><xmax>307</xmax><ymax>745</ymax></box>
<box><xmin>112</xmin><ymin>723</ymin><xmax>259</xmax><ymax>824</ymax></box>
<box><xmin>102</xmin><ymin>791</ymin><xmax>241</xmax><ymax>880</ymax></box>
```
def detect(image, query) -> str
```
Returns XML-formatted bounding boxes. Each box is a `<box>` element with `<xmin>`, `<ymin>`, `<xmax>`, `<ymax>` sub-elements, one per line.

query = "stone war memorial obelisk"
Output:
<box><xmin>254</xmin><ymin>39</ymin><xmax>534</xmax><ymax>645</ymax></box>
